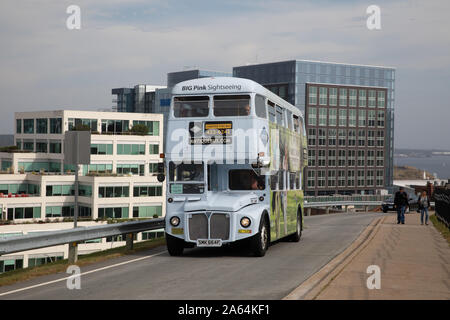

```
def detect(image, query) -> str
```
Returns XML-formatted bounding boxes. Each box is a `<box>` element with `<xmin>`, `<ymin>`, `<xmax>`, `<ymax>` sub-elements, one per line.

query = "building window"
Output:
<box><xmin>317</xmin><ymin>170</ymin><xmax>325</xmax><ymax>188</ymax></box>
<box><xmin>368</xmin><ymin>130</ymin><xmax>375</xmax><ymax>147</ymax></box>
<box><xmin>78</xmin><ymin>185</ymin><xmax>92</xmax><ymax>197</ymax></box>
<box><xmin>376</xmin><ymin>170</ymin><xmax>384</xmax><ymax>186</ymax></box>
<box><xmin>308</xmin><ymin>128</ymin><xmax>316</xmax><ymax>146</ymax></box>
<box><xmin>308</xmin><ymin>86</ymin><xmax>317</xmax><ymax>105</ymax></box>
<box><xmin>328</xmin><ymin>129</ymin><xmax>336</xmax><ymax>146</ymax></box>
<box><xmin>36</xmin><ymin>119</ymin><xmax>48</xmax><ymax>134</ymax></box>
<box><xmin>133</xmin><ymin>185</ymin><xmax>163</xmax><ymax>197</ymax></box>
<box><xmin>377</xmin><ymin>131</ymin><xmax>385</xmax><ymax>147</ymax></box>
<box><xmin>339</xmin><ymin>109</ymin><xmax>347</xmax><ymax>126</ymax></box>
<box><xmin>349</xmin><ymin>89</ymin><xmax>357</xmax><ymax>107</ymax></box>
<box><xmin>338</xmin><ymin>129</ymin><xmax>346</xmax><ymax>146</ymax></box>
<box><xmin>357</xmin><ymin>170</ymin><xmax>365</xmax><ymax>187</ymax></box>
<box><xmin>347</xmin><ymin>170</ymin><xmax>355</xmax><ymax>186</ymax></box>
<box><xmin>339</xmin><ymin>88</ymin><xmax>347</xmax><ymax>107</ymax></box>
<box><xmin>117</xmin><ymin>144</ymin><xmax>145</xmax><ymax>155</ymax></box>
<box><xmin>367</xmin><ymin>170</ymin><xmax>374</xmax><ymax>186</ymax></box>
<box><xmin>348</xmin><ymin>150</ymin><xmax>356</xmax><ymax>166</ymax></box>
<box><xmin>45</xmin><ymin>206</ymin><xmax>75</xmax><ymax>218</ymax></box>
<box><xmin>318</xmin><ymin>129</ymin><xmax>326</xmax><ymax>146</ymax></box>
<box><xmin>49</xmin><ymin>141</ymin><xmax>62</xmax><ymax>153</ymax></box>
<box><xmin>307</xmin><ymin>170</ymin><xmax>315</xmax><ymax>188</ymax></box>
<box><xmin>338</xmin><ymin>170</ymin><xmax>346</xmax><ymax>187</ymax></box>
<box><xmin>328</xmin><ymin>150</ymin><xmax>336</xmax><ymax>167</ymax></box>
<box><xmin>308</xmin><ymin>150</ymin><xmax>316</xmax><ymax>167</ymax></box>
<box><xmin>349</xmin><ymin>109</ymin><xmax>356</xmax><ymax>127</ymax></box>
<box><xmin>86</xmin><ymin>164</ymin><xmax>113</xmax><ymax>174</ymax></box>
<box><xmin>318</xmin><ymin>150</ymin><xmax>326</xmax><ymax>167</ymax></box>
<box><xmin>0</xmin><ymin>258</ymin><xmax>23</xmax><ymax>273</ymax></box>
<box><xmin>329</xmin><ymin>88</ymin><xmax>337</xmax><ymax>106</ymax></box>
<box><xmin>328</xmin><ymin>108</ymin><xmax>337</xmax><ymax>126</ymax></box>
<box><xmin>368</xmin><ymin>110</ymin><xmax>376</xmax><ymax>127</ymax></box>
<box><xmin>46</xmin><ymin>184</ymin><xmax>74</xmax><ymax>196</ymax></box>
<box><xmin>327</xmin><ymin>170</ymin><xmax>336</xmax><ymax>187</ymax></box>
<box><xmin>98</xmin><ymin>186</ymin><xmax>129</xmax><ymax>198</ymax></box>
<box><xmin>377</xmin><ymin>150</ymin><xmax>384</xmax><ymax>167</ymax></box>
<box><xmin>23</xmin><ymin>141</ymin><xmax>34</xmax><ymax>151</ymax></box>
<box><xmin>91</xmin><ymin>144</ymin><xmax>113</xmax><ymax>155</ymax></box>
<box><xmin>377</xmin><ymin>111</ymin><xmax>385</xmax><ymax>127</ymax></box>
<box><xmin>23</xmin><ymin>119</ymin><xmax>34</xmax><ymax>134</ymax></box>
<box><xmin>102</xmin><ymin>120</ymin><xmax>130</xmax><ymax>134</ymax></box>
<box><xmin>69</xmin><ymin>118</ymin><xmax>98</xmax><ymax>132</ymax></box>
<box><xmin>117</xmin><ymin>164</ymin><xmax>145</xmax><ymax>176</ymax></box>
<box><xmin>98</xmin><ymin>207</ymin><xmax>129</xmax><ymax>219</ymax></box>
<box><xmin>36</xmin><ymin>142</ymin><xmax>47</xmax><ymax>153</ymax></box>
<box><xmin>358</xmin><ymin>110</ymin><xmax>366</xmax><ymax>127</ymax></box>
<box><xmin>308</xmin><ymin>107</ymin><xmax>317</xmax><ymax>126</ymax></box>
<box><xmin>318</xmin><ymin>108</ymin><xmax>327</xmax><ymax>126</ymax></box>
<box><xmin>50</xmin><ymin>118</ymin><xmax>62</xmax><ymax>134</ymax></box>
<box><xmin>6</xmin><ymin>207</ymin><xmax>41</xmax><ymax>220</ymax></box>
<box><xmin>367</xmin><ymin>150</ymin><xmax>375</xmax><ymax>166</ymax></box>
<box><xmin>149</xmin><ymin>144</ymin><xmax>159</xmax><ymax>155</ymax></box>
<box><xmin>16</xmin><ymin>119</ymin><xmax>22</xmax><ymax>134</ymax></box>
<box><xmin>132</xmin><ymin>205</ymin><xmax>162</xmax><ymax>218</ymax></box>
<box><xmin>338</xmin><ymin>150</ymin><xmax>346</xmax><ymax>167</ymax></box>
<box><xmin>377</xmin><ymin>91</ymin><xmax>385</xmax><ymax>108</ymax></box>
<box><xmin>149</xmin><ymin>163</ymin><xmax>159</xmax><ymax>173</ymax></box>
<box><xmin>348</xmin><ymin>129</ymin><xmax>356</xmax><ymax>146</ymax></box>
<box><xmin>358</xmin><ymin>130</ymin><xmax>366</xmax><ymax>146</ymax></box>
<box><xmin>358</xmin><ymin>150</ymin><xmax>365</xmax><ymax>167</ymax></box>
<box><xmin>368</xmin><ymin>90</ymin><xmax>376</xmax><ymax>108</ymax></box>
<box><xmin>359</xmin><ymin>90</ymin><xmax>366</xmax><ymax>107</ymax></box>
<box><xmin>319</xmin><ymin>87</ymin><xmax>328</xmax><ymax>105</ymax></box>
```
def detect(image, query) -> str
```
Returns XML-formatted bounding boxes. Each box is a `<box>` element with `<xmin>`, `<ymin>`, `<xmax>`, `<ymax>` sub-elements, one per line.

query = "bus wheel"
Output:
<box><xmin>166</xmin><ymin>233</ymin><xmax>184</xmax><ymax>256</ymax></box>
<box><xmin>251</xmin><ymin>215</ymin><xmax>269</xmax><ymax>257</ymax></box>
<box><xmin>288</xmin><ymin>212</ymin><xmax>302</xmax><ymax>242</ymax></box>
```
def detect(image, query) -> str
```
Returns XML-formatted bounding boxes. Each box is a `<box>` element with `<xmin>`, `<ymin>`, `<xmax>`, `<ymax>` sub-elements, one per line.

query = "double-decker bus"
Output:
<box><xmin>163</xmin><ymin>77</ymin><xmax>307</xmax><ymax>256</ymax></box>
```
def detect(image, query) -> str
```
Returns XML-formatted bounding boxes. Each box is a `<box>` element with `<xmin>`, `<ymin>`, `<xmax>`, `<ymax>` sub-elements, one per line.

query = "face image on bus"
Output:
<box><xmin>164</xmin><ymin>77</ymin><xmax>307</xmax><ymax>257</ymax></box>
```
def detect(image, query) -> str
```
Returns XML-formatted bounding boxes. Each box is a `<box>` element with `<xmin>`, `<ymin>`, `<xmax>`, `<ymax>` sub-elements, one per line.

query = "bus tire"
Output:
<box><xmin>166</xmin><ymin>233</ymin><xmax>184</xmax><ymax>256</ymax></box>
<box><xmin>250</xmin><ymin>214</ymin><xmax>269</xmax><ymax>257</ymax></box>
<box><xmin>287</xmin><ymin>210</ymin><xmax>302</xmax><ymax>242</ymax></box>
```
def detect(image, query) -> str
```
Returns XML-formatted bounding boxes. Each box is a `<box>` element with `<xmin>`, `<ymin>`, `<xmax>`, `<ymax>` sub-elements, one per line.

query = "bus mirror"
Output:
<box><xmin>257</xmin><ymin>156</ymin><xmax>270</xmax><ymax>167</ymax></box>
<box><xmin>157</xmin><ymin>173</ymin><xmax>165</xmax><ymax>182</ymax></box>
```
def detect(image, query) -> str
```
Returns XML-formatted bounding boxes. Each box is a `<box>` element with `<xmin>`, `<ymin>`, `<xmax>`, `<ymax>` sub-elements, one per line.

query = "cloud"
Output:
<box><xmin>0</xmin><ymin>0</ymin><xmax>449</xmax><ymax>148</ymax></box>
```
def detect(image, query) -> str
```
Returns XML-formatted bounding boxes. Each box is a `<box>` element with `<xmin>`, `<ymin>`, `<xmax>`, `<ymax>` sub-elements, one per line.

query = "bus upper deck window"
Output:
<box><xmin>293</xmin><ymin>115</ymin><xmax>300</xmax><ymax>133</ymax></box>
<box><xmin>276</xmin><ymin>106</ymin><xmax>285</xmax><ymax>127</ymax></box>
<box><xmin>255</xmin><ymin>95</ymin><xmax>267</xmax><ymax>118</ymax></box>
<box><xmin>174</xmin><ymin>96</ymin><xmax>209</xmax><ymax>118</ymax></box>
<box><xmin>214</xmin><ymin>95</ymin><xmax>251</xmax><ymax>117</ymax></box>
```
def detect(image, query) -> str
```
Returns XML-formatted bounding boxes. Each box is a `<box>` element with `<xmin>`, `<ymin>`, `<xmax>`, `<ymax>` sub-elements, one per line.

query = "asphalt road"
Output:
<box><xmin>0</xmin><ymin>212</ymin><xmax>383</xmax><ymax>300</ymax></box>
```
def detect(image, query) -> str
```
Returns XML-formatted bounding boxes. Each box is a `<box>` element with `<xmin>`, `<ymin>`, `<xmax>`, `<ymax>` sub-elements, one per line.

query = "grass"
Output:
<box><xmin>0</xmin><ymin>237</ymin><xmax>166</xmax><ymax>287</ymax></box>
<box><xmin>430</xmin><ymin>213</ymin><xmax>450</xmax><ymax>246</ymax></box>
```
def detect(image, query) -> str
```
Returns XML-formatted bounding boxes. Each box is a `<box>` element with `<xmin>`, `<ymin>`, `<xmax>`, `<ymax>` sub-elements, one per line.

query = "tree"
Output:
<box><xmin>130</xmin><ymin>124</ymin><xmax>149</xmax><ymax>135</ymax></box>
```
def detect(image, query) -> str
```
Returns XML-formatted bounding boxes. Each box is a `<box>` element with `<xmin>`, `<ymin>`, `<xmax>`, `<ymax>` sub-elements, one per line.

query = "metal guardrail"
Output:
<box><xmin>0</xmin><ymin>218</ymin><xmax>165</xmax><ymax>256</ymax></box>
<box><xmin>304</xmin><ymin>195</ymin><xmax>390</xmax><ymax>208</ymax></box>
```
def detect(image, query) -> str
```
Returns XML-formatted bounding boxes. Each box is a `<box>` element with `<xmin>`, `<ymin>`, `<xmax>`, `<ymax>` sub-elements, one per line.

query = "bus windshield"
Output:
<box><xmin>173</xmin><ymin>96</ymin><xmax>209</xmax><ymax>118</ymax></box>
<box><xmin>229</xmin><ymin>170</ymin><xmax>265</xmax><ymax>190</ymax></box>
<box><xmin>214</xmin><ymin>95</ymin><xmax>251</xmax><ymax>117</ymax></box>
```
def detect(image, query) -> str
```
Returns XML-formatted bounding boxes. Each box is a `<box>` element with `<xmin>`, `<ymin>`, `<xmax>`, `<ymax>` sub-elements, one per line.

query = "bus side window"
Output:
<box><xmin>286</xmin><ymin>110</ymin><xmax>293</xmax><ymax>130</ymax></box>
<box><xmin>289</xmin><ymin>172</ymin><xmax>296</xmax><ymax>190</ymax></box>
<box><xmin>268</xmin><ymin>101</ymin><xmax>276</xmax><ymax>123</ymax></box>
<box><xmin>270</xmin><ymin>173</ymin><xmax>278</xmax><ymax>190</ymax></box>
<box><xmin>278</xmin><ymin>170</ymin><xmax>285</xmax><ymax>190</ymax></box>
<box><xmin>255</xmin><ymin>94</ymin><xmax>267</xmax><ymax>119</ymax></box>
<box><xmin>293</xmin><ymin>115</ymin><xmax>300</xmax><ymax>133</ymax></box>
<box><xmin>276</xmin><ymin>106</ymin><xmax>285</xmax><ymax>127</ymax></box>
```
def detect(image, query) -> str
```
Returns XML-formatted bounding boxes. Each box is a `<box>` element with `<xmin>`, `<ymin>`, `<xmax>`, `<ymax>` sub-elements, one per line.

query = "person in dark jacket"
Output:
<box><xmin>394</xmin><ymin>187</ymin><xmax>409</xmax><ymax>224</ymax></box>
<box><xmin>418</xmin><ymin>191</ymin><xmax>431</xmax><ymax>225</ymax></box>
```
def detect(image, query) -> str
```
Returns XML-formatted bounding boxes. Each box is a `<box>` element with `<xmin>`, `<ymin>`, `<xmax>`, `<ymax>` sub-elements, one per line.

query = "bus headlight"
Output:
<box><xmin>240</xmin><ymin>217</ymin><xmax>251</xmax><ymax>228</ymax></box>
<box><xmin>170</xmin><ymin>216</ymin><xmax>180</xmax><ymax>227</ymax></box>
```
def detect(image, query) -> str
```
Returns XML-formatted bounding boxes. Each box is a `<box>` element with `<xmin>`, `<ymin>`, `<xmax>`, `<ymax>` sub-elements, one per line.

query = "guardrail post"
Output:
<box><xmin>68</xmin><ymin>242</ymin><xmax>78</xmax><ymax>264</ymax></box>
<box><xmin>306</xmin><ymin>208</ymin><xmax>311</xmax><ymax>216</ymax></box>
<box><xmin>325</xmin><ymin>207</ymin><xmax>330</xmax><ymax>214</ymax></box>
<box><xmin>344</xmin><ymin>205</ymin><xmax>348</xmax><ymax>213</ymax></box>
<box><xmin>364</xmin><ymin>205</ymin><xmax>369</xmax><ymax>212</ymax></box>
<box><xmin>126</xmin><ymin>233</ymin><xmax>134</xmax><ymax>251</ymax></box>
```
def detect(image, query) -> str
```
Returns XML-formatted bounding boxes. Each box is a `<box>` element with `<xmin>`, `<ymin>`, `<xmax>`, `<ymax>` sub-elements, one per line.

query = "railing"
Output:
<box><xmin>0</xmin><ymin>218</ymin><xmax>165</xmax><ymax>261</ymax></box>
<box><xmin>434</xmin><ymin>189</ymin><xmax>450</xmax><ymax>227</ymax></box>
<box><xmin>304</xmin><ymin>195</ymin><xmax>390</xmax><ymax>208</ymax></box>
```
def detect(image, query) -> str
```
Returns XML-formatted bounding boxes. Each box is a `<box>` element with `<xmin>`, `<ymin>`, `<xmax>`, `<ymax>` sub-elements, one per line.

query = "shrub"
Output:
<box><xmin>130</xmin><ymin>124</ymin><xmax>149</xmax><ymax>135</ymax></box>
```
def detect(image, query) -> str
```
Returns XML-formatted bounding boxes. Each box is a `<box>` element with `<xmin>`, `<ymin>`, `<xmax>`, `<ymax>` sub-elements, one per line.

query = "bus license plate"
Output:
<box><xmin>196</xmin><ymin>239</ymin><xmax>222</xmax><ymax>247</ymax></box>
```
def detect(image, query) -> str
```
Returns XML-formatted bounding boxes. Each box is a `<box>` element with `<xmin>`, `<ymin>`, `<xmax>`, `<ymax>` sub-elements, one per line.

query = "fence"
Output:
<box><xmin>434</xmin><ymin>189</ymin><xmax>450</xmax><ymax>227</ymax></box>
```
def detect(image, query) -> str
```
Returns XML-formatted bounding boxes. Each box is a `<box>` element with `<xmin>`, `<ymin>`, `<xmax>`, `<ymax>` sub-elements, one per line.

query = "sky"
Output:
<box><xmin>0</xmin><ymin>0</ymin><xmax>449</xmax><ymax>150</ymax></box>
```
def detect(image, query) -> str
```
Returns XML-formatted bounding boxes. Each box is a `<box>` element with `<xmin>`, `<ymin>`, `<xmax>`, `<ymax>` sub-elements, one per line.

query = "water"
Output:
<box><xmin>394</xmin><ymin>155</ymin><xmax>450</xmax><ymax>179</ymax></box>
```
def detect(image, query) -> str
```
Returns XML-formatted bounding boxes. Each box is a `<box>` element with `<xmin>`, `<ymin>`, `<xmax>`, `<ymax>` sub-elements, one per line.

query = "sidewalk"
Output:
<box><xmin>315</xmin><ymin>212</ymin><xmax>450</xmax><ymax>300</ymax></box>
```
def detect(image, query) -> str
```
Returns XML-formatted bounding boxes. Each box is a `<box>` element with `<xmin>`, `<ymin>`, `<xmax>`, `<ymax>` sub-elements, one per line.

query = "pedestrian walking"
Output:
<box><xmin>418</xmin><ymin>191</ymin><xmax>431</xmax><ymax>225</ymax></box>
<box><xmin>394</xmin><ymin>187</ymin><xmax>409</xmax><ymax>224</ymax></box>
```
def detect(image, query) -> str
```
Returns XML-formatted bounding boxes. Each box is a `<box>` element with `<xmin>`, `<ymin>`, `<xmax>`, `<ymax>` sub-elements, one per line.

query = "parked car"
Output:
<box><xmin>382</xmin><ymin>194</ymin><xmax>419</xmax><ymax>213</ymax></box>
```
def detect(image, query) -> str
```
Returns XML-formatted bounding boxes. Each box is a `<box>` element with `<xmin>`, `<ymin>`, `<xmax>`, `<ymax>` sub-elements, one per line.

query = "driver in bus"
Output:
<box><xmin>250</xmin><ymin>174</ymin><xmax>264</xmax><ymax>190</ymax></box>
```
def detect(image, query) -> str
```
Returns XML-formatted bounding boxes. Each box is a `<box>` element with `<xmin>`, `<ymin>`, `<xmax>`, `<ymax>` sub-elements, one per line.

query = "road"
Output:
<box><xmin>0</xmin><ymin>212</ymin><xmax>383</xmax><ymax>300</ymax></box>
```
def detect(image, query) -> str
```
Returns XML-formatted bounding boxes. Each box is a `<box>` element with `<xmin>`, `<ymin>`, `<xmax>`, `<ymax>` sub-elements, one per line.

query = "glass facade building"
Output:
<box><xmin>233</xmin><ymin>60</ymin><xmax>395</xmax><ymax>189</ymax></box>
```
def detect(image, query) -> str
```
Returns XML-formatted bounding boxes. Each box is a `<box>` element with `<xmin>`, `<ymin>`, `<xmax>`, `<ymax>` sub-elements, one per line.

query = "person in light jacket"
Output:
<box><xmin>418</xmin><ymin>191</ymin><xmax>431</xmax><ymax>225</ymax></box>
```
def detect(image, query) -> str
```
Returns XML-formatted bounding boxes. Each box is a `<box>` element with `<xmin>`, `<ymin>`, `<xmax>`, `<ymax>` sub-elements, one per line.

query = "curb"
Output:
<box><xmin>283</xmin><ymin>215</ymin><xmax>385</xmax><ymax>300</ymax></box>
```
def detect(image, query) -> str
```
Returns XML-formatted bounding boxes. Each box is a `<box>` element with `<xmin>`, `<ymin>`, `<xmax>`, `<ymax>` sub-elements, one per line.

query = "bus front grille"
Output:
<box><xmin>188</xmin><ymin>214</ymin><xmax>208</xmax><ymax>240</ymax></box>
<box><xmin>210</xmin><ymin>214</ymin><xmax>230</xmax><ymax>240</ymax></box>
<box><xmin>188</xmin><ymin>212</ymin><xmax>230</xmax><ymax>241</ymax></box>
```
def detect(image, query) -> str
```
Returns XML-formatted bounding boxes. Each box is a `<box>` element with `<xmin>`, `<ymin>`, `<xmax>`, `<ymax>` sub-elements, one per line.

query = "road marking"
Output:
<box><xmin>0</xmin><ymin>250</ymin><xmax>167</xmax><ymax>297</ymax></box>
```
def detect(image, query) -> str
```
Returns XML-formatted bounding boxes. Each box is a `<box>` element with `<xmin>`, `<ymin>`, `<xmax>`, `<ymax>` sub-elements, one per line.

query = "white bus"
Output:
<box><xmin>162</xmin><ymin>77</ymin><xmax>307</xmax><ymax>256</ymax></box>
